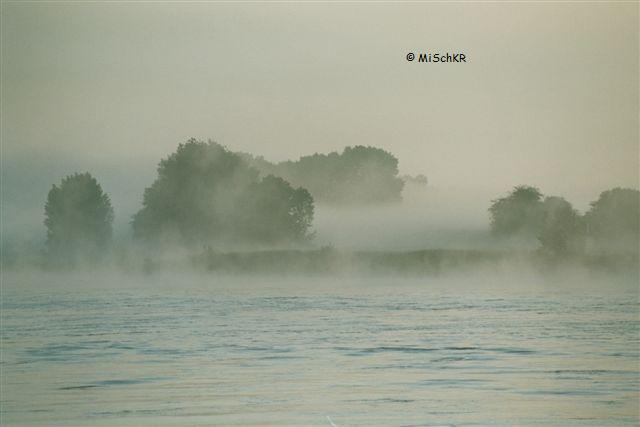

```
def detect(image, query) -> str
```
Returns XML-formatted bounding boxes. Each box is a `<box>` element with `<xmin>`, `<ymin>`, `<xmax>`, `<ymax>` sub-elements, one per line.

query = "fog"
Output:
<box><xmin>2</xmin><ymin>5</ymin><xmax>639</xmax><ymax>425</ymax></box>
<box><xmin>2</xmin><ymin>2</ymin><xmax>637</xmax><ymax>200</ymax></box>
<box><xmin>315</xmin><ymin>185</ymin><xmax>509</xmax><ymax>251</ymax></box>
<box><xmin>2</xmin><ymin>1</ymin><xmax>637</xmax><ymax>261</ymax></box>
<box><xmin>1</xmin><ymin>145</ymin><xmax>631</xmax><ymax>258</ymax></box>
<box><xmin>2</xmin><ymin>142</ymin><xmax>638</xmax><ymax>279</ymax></box>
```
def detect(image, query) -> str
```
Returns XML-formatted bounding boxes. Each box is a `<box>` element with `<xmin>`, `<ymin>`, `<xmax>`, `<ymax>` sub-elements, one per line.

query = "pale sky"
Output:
<box><xmin>2</xmin><ymin>2</ymin><xmax>638</xmax><ymax>222</ymax></box>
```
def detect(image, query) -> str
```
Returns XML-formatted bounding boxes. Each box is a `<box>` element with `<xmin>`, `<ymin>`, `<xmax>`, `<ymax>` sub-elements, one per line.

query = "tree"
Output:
<box><xmin>132</xmin><ymin>139</ymin><xmax>255</xmax><ymax>243</ymax></box>
<box><xmin>132</xmin><ymin>139</ymin><xmax>314</xmax><ymax>246</ymax></box>
<box><xmin>489</xmin><ymin>186</ymin><xmax>544</xmax><ymax>237</ymax></box>
<box><xmin>44</xmin><ymin>172</ymin><xmax>114</xmax><ymax>263</ymax></box>
<box><xmin>584</xmin><ymin>188</ymin><xmax>639</xmax><ymax>254</ymax></box>
<box><xmin>236</xmin><ymin>175</ymin><xmax>314</xmax><ymax>243</ymax></box>
<box><xmin>241</xmin><ymin>146</ymin><xmax>405</xmax><ymax>204</ymax></box>
<box><xmin>538</xmin><ymin>196</ymin><xmax>581</xmax><ymax>255</ymax></box>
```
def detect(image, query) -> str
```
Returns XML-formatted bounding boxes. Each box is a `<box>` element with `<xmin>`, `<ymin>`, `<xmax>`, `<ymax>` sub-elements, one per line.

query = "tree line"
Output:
<box><xmin>45</xmin><ymin>140</ymin><xmax>317</xmax><ymax>264</ymax></box>
<box><xmin>238</xmin><ymin>145</ymin><xmax>405</xmax><ymax>204</ymax></box>
<box><xmin>42</xmin><ymin>139</ymin><xmax>638</xmax><ymax>265</ymax></box>
<box><xmin>44</xmin><ymin>140</ymin><xmax>408</xmax><ymax>264</ymax></box>
<box><xmin>489</xmin><ymin>185</ymin><xmax>639</xmax><ymax>256</ymax></box>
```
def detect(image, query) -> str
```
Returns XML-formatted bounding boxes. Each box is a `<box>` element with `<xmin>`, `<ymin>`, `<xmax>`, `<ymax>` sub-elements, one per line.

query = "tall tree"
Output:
<box><xmin>132</xmin><ymin>139</ymin><xmax>314</xmax><ymax>246</ymax></box>
<box><xmin>489</xmin><ymin>186</ymin><xmax>544</xmax><ymax>237</ymax></box>
<box><xmin>236</xmin><ymin>175</ymin><xmax>314</xmax><ymax>243</ymax></box>
<box><xmin>584</xmin><ymin>188</ymin><xmax>639</xmax><ymax>254</ymax></box>
<box><xmin>132</xmin><ymin>139</ymin><xmax>255</xmax><ymax>243</ymax></box>
<box><xmin>44</xmin><ymin>172</ymin><xmax>114</xmax><ymax>263</ymax></box>
<box><xmin>538</xmin><ymin>196</ymin><xmax>581</xmax><ymax>255</ymax></box>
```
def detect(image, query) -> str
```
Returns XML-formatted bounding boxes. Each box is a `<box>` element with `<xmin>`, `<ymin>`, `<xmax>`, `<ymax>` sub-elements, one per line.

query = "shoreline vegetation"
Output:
<box><xmin>5</xmin><ymin>247</ymin><xmax>638</xmax><ymax>278</ymax></box>
<box><xmin>191</xmin><ymin>247</ymin><xmax>640</xmax><ymax>276</ymax></box>
<box><xmin>4</xmin><ymin>139</ymin><xmax>638</xmax><ymax>276</ymax></box>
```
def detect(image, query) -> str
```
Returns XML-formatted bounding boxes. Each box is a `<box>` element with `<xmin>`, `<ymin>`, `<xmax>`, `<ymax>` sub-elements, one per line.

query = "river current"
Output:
<box><xmin>1</xmin><ymin>272</ymin><xmax>638</xmax><ymax>426</ymax></box>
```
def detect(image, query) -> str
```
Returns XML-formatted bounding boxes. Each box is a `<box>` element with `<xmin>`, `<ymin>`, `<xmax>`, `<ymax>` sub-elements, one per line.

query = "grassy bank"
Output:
<box><xmin>191</xmin><ymin>247</ymin><xmax>511</xmax><ymax>275</ymax></box>
<box><xmin>188</xmin><ymin>247</ymin><xmax>638</xmax><ymax>276</ymax></box>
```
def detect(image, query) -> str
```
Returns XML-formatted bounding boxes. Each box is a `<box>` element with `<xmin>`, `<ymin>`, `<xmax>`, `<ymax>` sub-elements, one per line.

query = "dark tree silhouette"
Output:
<box><xmin>489</xmin><ymin>186</ymin><xmax>639</xmax><ymax>256</ymax></box>
<box><xmin>236</xmin><ymin>175</ymin><xmax>314</xmax><ymax>243</ymax></box>
<box><xmin>132</xmin><ymin>140</ymin><xmax>255</xmax><ymax>243</ymax></box>
<box><xmin>44</xmin><ymin>172</ymin><xmax>114</xmax><ymax>263</ymax></box>
<box><xmin>584</xmin><ymin>188</ymin><xmax>639</xmax><ymax>254</ymax></box>
<box><xmin>132</xmin><ymin>139</ymin><xmax>314</xmax><ymax>245</ymax></box>
<box><xmin>538</xmin><ymin>196</ymin><xmax>581</xmax><ymax>255</ymax></box>
<box><xmin>240</xmin><ymin>145</ymin><xmax>404</xmax><ymax>204</ymax></box>
<box><xmin>489</xmin><ymin>186</ymin><xmax>544</xmax><ymax>237</ymax></box>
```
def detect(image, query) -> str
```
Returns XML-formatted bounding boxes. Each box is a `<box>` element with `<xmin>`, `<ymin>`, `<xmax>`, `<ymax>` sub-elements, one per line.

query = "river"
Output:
<box><xmin>1</xmin><ymin>272</ymin><xmax>638</xmax><ymax>426</ymax></box>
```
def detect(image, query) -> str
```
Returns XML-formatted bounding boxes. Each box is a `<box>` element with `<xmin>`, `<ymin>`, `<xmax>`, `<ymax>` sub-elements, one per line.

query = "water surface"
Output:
<box><xmin>1</xmin><ymin>272</ymin><xmax>638</xmax><ymax>426</ymax></box>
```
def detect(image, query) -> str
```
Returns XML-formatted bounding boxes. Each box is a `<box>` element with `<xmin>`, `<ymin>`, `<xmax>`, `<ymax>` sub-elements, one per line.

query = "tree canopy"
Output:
<box><xmin>489</xmin><ymin>185</ymin><xmax>544</xmax><ymax>237</ymax></box>
<box><xmin>489</xmin><ymin>186</ymin><xmax>583</xmax><ymax>255</ymax></box>
<box><xmin>44</xmin><ymin>172</ymin><xmax>114</xmax><ymax>263</ymax></box>
<box><xmin>235</xmin><ymin>175</ymin><xmax>315</xmax><ymax>242</ymax></box>
<box><xmin>132</xmin><ymin>139</ymin><xmax>314</xmax><ymax>246</ymax></box>
<box><xmin>241</xmin><ymin>146</ymin><xmax>405</xmax><ymax>204</ymax></box>
<box><xmin>489</xmin><ymin>185</ymin><xmax>639</xmax><ymax>256</ymax></box>
<box><xmin>538</xmin><ymin>196</ymin><xmax>582</xmax><ymax>255</ymax></box>
<box><xmin>584</xmin><ymin>188</ymin><xmax>639</xmax><ymax>255</ymax></box>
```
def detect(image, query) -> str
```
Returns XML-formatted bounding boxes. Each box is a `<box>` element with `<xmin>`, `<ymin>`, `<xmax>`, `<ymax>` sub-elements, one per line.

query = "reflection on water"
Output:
<box><xmin>1</xmin><ymin>273</ymin><xmax>638</xmax><ymax>426</ymax></box>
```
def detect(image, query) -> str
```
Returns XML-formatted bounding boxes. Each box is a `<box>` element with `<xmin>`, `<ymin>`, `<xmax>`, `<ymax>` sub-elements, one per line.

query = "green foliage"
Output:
<box><xmin>192</xmin><ymin>247</ymin><xmax>516</xmax><ymax>276</ymax></box>
<box><xmin>490</xmin><ymin>185</ymin><xmax>639</xmax><ymax>257</ymax></box>
<box><xmin>489</xmin><ymin>186</ymin><xmax>544</xmax><ymax>237</ymax></box>
<box><xmin>242</xmin><ymin>146</ymin><xmax>404</xmax><ymax>204</ymax></box>
<box><xmin>236</xmin><ymin>175</ymin><xmax>315</xmax><ymax>242</ymax></box>
<box><xmin>538</xmin><ymin>196</ymin><xmax>582</xmax><ymax>255</ymax></box>
<box><xmin>132</xmin><ymin>140</ymin><xmax>254</xmax><ymax>242</ymax></box>
<box><xmin>44</xmin><ymin>172</ymin><xmax>114</xmax><ymax>262</ymax></box>
<box><xmin>132</xmin><ymin>139</ymin><xmax>314</xmax><ymax>245</ymax></box>
<box><xmin>584</xmin><ymin>188</ymin><xmax>639</xmax><ymax>254</ymax></box>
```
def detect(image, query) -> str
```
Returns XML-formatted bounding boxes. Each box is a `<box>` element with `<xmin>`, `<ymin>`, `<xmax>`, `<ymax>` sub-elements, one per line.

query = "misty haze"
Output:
<box><xmin>1</xmin><ymin>2</ymin><xmax>639</xmax><ymax>427</ymax></box>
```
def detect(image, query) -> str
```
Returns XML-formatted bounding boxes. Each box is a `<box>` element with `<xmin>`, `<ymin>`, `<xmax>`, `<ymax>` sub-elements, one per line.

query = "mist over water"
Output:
<box><xmin>2</xmin><ymin>145</ymin><xmax>638</xmax><ymax>427</ymax></box>
<box><xmin>2</xmin><ymin>139</ymin><xmax>638</xmax><ymax>427</ymax></box>
<box><xmin>2</xmin><ymin>2</ymin><xmax>639</xmax><ymax>426</ymax></box>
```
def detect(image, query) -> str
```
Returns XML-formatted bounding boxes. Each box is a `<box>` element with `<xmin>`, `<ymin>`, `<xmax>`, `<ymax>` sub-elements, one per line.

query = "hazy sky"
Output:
<box><xmin>2</xmin><ymin>2</ymin><xmax>638</xmax><ymax>217</ymax></box>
